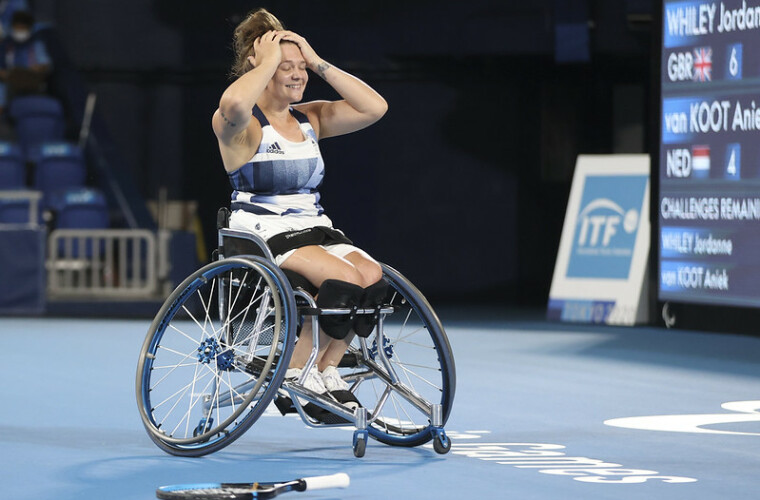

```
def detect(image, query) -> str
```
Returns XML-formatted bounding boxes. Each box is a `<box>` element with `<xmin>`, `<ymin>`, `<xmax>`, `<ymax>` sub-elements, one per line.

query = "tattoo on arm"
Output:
<box><xmin>316</xmin><ymin>61</ymin><xmax>331</xmax><ymax>79</ymax></box>
<box><xmin>220</xmin><ymin>110</ymin><xmax>237</xmax><ymax>127</ymax></box>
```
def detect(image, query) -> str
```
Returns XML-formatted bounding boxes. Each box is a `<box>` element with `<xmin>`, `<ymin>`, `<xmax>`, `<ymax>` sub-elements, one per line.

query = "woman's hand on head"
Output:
<box><xmin>250</xmin><ymin>30</ymin><xmax>285</xmax><ymax>68</ymax></box>
<box><xmin>280</xmin><ymin>31</ymin><xmax>322</xmax><ymax>70</ymax></box>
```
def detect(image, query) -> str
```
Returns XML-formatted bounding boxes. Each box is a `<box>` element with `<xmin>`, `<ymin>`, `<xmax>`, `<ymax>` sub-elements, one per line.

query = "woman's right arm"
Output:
<box><xmin>212</xmin><ymin>31</ymin><xmax>284</xmax><ymax>169</ymax></box>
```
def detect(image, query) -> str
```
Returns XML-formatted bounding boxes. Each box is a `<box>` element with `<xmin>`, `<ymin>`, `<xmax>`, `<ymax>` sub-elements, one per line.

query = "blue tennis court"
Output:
<box><xmin>2</xmin><ymin>311</ymin><xmax>759</xmax><ymax>499</ymax></box>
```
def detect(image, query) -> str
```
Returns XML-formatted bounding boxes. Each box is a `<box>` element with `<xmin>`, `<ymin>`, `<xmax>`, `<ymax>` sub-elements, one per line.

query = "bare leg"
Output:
<box><xmin>281</xmin><ymin>247</ymin><xmax>383</xmax><ymax>370</ymax></box>
<box><xmin>288</xmin><ymin>320</ymin><xmax>331</xmax><ymax>368</ymax></box>
<box><xmin>315</xmin><ymin>333</ymin><xmax>352</xmax><ymax>371</ymax></box>
<box><xmin>344</xmin><ymin>251</ymin><xmax>383</xmax><ymax>286</ymax></box>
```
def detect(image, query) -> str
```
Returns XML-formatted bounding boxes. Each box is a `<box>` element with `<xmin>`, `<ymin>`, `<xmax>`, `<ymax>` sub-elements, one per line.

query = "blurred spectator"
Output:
<box><xmin>0</xmin><ymin>0</ymin><xmax>29</xmax><ymax>36</ymax></box>
<box><xmin>0</xmin><ymin>10</ymin><xmax>52</xmax><ymax>114</ymax></box>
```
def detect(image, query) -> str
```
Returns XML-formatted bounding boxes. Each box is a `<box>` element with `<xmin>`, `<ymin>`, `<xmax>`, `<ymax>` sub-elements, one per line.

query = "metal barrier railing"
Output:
<box><xmin>47</xmin><ymin>229</ymin><xmax>157</xmax><ymax>298</ymax></box>
<box><xmin>0</xmin><ymin>190</ymin><xmax>42</xmax><ymax>226</ymax></box>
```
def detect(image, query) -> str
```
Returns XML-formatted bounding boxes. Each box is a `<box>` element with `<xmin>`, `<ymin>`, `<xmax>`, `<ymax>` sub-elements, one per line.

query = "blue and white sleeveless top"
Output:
<box><xmin>228</xmin><ymin>105</ymin><xmax>325</xmax><ymax>216</ymax></box>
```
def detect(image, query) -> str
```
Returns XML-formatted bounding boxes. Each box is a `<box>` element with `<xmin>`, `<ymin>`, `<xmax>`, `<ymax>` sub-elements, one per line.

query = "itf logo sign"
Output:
<box><xmin>566</xmin><ymin>175</ymin><xmax>648</xmax><ymax>279</ymax></box>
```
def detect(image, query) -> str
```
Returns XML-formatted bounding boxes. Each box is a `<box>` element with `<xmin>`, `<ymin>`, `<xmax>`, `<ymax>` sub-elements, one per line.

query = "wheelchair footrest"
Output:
<box><xmin>274</xmin><ymin>394</ymin><xmax>354</xmax><ymax>424</ymax></box>
<box><xmin>274</xmin><ymin>395</ymin><xmax>297</xmax><ymax>415</ymax></box>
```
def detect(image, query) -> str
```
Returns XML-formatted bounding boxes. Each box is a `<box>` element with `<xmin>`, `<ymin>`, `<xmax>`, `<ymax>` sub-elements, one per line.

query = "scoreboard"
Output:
<box><xmin>659</xmin><ymin>0</ymin><xmax>760</xmax><ymax>307</ymax></box>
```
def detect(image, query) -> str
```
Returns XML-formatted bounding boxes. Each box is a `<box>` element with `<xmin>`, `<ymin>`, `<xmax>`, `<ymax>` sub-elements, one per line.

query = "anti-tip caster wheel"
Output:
<box><xmin>353</xmin><ymin>429</ymin><xmax>368</xmax><ymax>458</ymax></box>
<box><xmin>432</xmin><ymin>428</ymin><xmax>451</xmax><ymax>454</ymax></box>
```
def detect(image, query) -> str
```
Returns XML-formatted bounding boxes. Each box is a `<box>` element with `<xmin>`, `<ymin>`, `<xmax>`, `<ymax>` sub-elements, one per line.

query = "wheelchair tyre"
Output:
<box><xmin>347</xmin><ymin>264</ymin><xmax>456</xmax><ymax>448</ymax></box>
<box><xmin>136</xmin><ymin>256</ymin><xmax>297</xmax><ymax>457</ymax></box>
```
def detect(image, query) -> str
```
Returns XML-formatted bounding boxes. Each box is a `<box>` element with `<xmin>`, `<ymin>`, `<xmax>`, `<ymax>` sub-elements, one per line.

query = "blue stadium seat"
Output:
<box><xmin>50</xmin><ymin>187</ymin><xmax>108</xmax><ymax>230</ymax></box>
<box><xmin>8</xmin><ymin>95</ymin><xmax>65</xmax><ymax>156</ymax></box>
<box><xmin>33</xmin><ymin>142</ymin><xmax>86</xmax><ymax>203</ymax></box>
<box><xmin>50</xmin><ymin>187</ymin><xmax>109</xmax><ymax>258</ymax></box>
<box><xmin>0</xmin><ymin>141</ymin><xmax>25</xmax><ymax>189</ymax></box>
<box><xmin>0</xmin><ymin>197</ymin><xmax>30</xmax><ymax>223</ymax></box>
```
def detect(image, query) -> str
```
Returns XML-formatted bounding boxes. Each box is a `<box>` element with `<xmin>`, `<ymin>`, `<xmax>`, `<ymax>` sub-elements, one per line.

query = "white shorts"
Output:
<box><xmin>228</xmin><ymin>210</ymin><xmax>371</xmax><ymax>267</ymax></box>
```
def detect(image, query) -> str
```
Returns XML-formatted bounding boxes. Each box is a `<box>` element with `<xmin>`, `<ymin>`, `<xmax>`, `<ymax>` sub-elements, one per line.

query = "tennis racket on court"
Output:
<box><xmin>156</xmin><ymin>472</ymin><xmax>350</xmax><ymax>499</ymax></box>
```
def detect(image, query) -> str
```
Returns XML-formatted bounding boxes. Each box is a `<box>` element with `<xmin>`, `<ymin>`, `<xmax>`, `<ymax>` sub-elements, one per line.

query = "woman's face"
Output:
<box><xmin>267</xmin><ymin>43</ymin><xmax>308</xmax><ymax>103</ymax></box>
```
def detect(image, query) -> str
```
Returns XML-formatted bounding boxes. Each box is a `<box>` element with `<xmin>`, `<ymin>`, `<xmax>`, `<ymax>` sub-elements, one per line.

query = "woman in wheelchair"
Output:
<box><xmin>211</xmin><ymin>8</ymin><xmax>389</xmax><ymax>419</ymax></box>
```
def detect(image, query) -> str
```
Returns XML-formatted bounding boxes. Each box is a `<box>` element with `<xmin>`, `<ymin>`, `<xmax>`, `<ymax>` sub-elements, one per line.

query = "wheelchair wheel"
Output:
<box><xmin>346</xmin><ymin>264</ymin><xmax>455</xmax><ymax>447</ymax></box>
<box><xmin>136</xmin><ymin>256</ymin><xmax>296</xmax><ymax>457</ymax></box>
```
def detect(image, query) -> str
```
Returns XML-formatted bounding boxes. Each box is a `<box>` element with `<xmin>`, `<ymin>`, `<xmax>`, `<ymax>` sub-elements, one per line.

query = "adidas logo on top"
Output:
<box><xmin>266</xmin><ymin>141</ymin><xmax>285</xmax><ymax>154</ymax></box>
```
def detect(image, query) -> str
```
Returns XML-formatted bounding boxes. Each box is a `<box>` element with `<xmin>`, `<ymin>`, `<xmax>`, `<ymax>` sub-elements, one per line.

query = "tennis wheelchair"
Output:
<box><xmin>136</xmin><ymin>209</ymin><xmax>455</xmax><ymax>458</ymax></box>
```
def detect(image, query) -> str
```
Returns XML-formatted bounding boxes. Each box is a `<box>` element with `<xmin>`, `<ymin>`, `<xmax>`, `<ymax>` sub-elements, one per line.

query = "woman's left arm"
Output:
<box><xmin>283</xmin><ymin>31</ymin><xmax>388</xmax><ymax>139</ymax></box>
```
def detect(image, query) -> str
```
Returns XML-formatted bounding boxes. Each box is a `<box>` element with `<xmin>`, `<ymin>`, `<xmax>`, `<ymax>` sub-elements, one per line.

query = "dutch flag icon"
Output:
<box><xmin>692</xmin><ymin>145</ymin><xmax>710</xmax><ymax>178</ymax></box>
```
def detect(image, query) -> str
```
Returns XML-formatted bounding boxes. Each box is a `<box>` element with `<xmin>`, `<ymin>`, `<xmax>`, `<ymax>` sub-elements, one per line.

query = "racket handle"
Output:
<box><xmin>302</xmin><ymin>473</ymin><xmax>350</xmax><ymax>491</ymax></box>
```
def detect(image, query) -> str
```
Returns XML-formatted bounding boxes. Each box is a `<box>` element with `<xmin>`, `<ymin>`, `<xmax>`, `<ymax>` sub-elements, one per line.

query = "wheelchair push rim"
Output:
<box><xmin>136</xmin><ymin>256</ymin><xmax>296</xmax><ymax>455</ymax></box>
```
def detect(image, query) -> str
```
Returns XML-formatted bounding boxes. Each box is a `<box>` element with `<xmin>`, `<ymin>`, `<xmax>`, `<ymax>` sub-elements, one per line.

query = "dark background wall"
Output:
<box><xmin>32</xmin><ymin>0</ymin><xmax>654</xmax><ymax>305</ymax></box>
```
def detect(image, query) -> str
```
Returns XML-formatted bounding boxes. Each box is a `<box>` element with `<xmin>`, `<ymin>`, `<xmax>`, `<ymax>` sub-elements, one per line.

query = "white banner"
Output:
<box><xmin>548</xmin><ymin>155</ymin><xmax>650</xmax><ymax>325</ymax></box>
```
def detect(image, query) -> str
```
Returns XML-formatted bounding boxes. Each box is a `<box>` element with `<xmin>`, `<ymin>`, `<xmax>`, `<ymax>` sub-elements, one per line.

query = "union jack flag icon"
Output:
<box><xmin>693</xmin><ymin>47</ymin><xmax>712</xmax><ymax>82</ymax></box>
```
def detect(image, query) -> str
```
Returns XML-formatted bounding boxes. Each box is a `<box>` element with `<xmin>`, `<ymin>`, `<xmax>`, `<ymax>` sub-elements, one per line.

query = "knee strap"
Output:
<box><xmin>354</xmin><ymin>280</ymin><xmax>389</xmax><ymax>338</ymax></box>
<box><xmin>316</xmin><ymin>279</ymin><xmax>364</xmax><ymax>340</ymax></box>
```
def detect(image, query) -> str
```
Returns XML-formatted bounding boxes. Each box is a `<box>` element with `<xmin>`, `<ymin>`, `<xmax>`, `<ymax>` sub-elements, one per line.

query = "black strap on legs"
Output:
<box><xmin>266</xmin><ymin>226</ymin><xmax>353</xmax><ymax>258</ymax></box>
<box><xmin>354</xmin><ymin>280</ymin><xmax>389</xmax><ymax>338</ymax></box>
<box><xmin>316</xmin><ymin>279</ymin><xmax>364</xmax><ymax>340</ymax></box>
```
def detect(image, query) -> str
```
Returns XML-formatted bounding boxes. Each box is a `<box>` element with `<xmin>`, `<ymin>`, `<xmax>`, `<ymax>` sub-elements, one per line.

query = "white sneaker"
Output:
<box><xmin>286</xmin><ymin>366</ymin><xmax>327</xmax><ymax>394</ymax></box>
<box><xmin>321</xmin><ymin>365</ymin><xmax>349</xmax><ymax>392</ymax></box>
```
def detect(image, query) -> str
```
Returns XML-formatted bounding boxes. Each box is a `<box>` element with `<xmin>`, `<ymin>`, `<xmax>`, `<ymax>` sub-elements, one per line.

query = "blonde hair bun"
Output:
<box><xmin>231</xmin><ymin>8</ymin><xmax>285</xmax><ymax>77</ymax></box>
